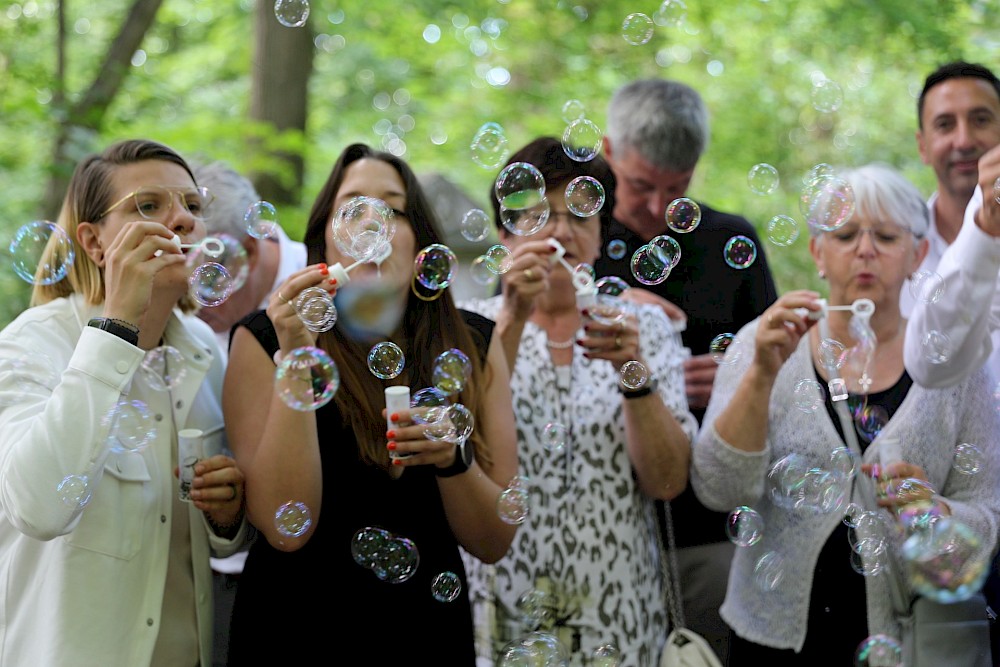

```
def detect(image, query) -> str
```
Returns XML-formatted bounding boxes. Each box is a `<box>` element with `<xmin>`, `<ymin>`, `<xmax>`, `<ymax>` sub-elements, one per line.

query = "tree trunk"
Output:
<box><xmin>41</xmin><ymin>0</ymin><xmax>165</xmax><ymax>219</ymax></box>
<box><xmin>248</xmin><ymin>3</ymin><xmax>314</xmax><ymax>206</ymax></box>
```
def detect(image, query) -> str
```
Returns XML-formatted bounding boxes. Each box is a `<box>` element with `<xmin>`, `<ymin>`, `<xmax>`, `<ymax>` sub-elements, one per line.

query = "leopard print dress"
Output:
<box><xmin>459</xmin><ymin>296</ymin><xmax>698</xmax><ymax>667</ymax></box>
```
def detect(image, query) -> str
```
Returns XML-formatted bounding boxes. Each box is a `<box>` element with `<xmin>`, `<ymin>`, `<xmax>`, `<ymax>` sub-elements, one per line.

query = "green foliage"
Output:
<box><xmin>0</xmin><ymin>0</ymin><xmax>998</xmax><ymax>328</ymax></box>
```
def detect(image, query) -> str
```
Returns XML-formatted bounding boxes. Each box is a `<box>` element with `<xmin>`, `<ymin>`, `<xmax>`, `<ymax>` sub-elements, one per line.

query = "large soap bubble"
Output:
<box><xmin>9</xmin><ymin>220</ymin><xmax>75</xmax><ymax>285</ymax></box>
<box><xmin>274</xmin><ymin>346</ymin><xmax>339</xmax><ymax>411</ymax></box>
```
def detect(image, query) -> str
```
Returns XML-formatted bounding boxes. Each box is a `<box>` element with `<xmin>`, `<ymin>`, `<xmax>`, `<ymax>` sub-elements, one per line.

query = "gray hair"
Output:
<box><xmin>190</xmin><ymin>160</ymin><xmax>260</xmax><ymax>239</ymax></box>
<box><xmin>810</xmin><ymin>163</ymin><xmax>929</xmax><ymax>240</ymax></box>
<box><xmin>605</xmin><ymin>78</ymin><xmax>709</xmax><ymax>172</ymax></box>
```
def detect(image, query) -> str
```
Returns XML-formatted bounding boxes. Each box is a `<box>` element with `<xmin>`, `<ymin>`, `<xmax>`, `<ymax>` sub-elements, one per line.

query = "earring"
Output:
<box><xmin>818</xmin><ymin>270</ymin><xmax>826</xmax><ymax>279</ymax></box>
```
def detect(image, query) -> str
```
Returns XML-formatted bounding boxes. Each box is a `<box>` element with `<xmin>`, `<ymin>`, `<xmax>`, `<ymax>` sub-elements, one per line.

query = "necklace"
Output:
<box><xmin>545</xmin><ymin>336</ymin><xmax>575</xmax><ymax>350</ymax></box>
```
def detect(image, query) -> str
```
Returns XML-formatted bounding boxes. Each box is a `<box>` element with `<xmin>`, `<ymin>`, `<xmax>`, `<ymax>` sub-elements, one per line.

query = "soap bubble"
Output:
<box><xmin>724</xmin><ymin>235</ymin><xmax>757</xmax><ymax>269</ymax></box>
<box><xmin>497</xmin><ymin>642</ymin><xmax>539</xmax><ymax>667</ymax></box>
<box><xmin>470</xmin><ymin>122</ymin><xmax>510</xmax><ymax>170</ymax></box>
<box><xmin>766</xmin><ymin>215</ymin><xmax>800</xmax><ymax>247</ymax></box>
<box><xmin>592</xmin><ymin>643</ymin><xmax>621</xmax><ymax>667</ymax></box>
<box><xmin>352</xmin><ymin>527</ymin><xmax>391</xmax><ymax>569</ymax></box>
<box><xmin>793</xmin><ymin>378</ymin><xmax>825</xmax><ymax>412</ymax></box>
<box><xmin>469</xmin><ymin>255</ymin><xmax>499</xmax><ymax>287</ymax></box>
<box><xmin>431</xmin><ymin>571</ymin><xmax>462</xmax><ymax>602</ymax></box>
<box><xmin>587</xmin><ymin>293</ymin><xmax>626</xmax><ymax>326</ymax></box>
<box><xmin>921</xmin><ymin>330</ymin><xmax>951</xmax><ymax>364</ymax></box>
<box><xmin>854</xmin><ymin>634</ymin><xmax>902</xmax><ymax>667</ymax></box>
<box><xmin>606</xmin><ymin>239</ymin><xmax>627</xmax><ymax>261</ymax></box>
<box><xmin>753</xmin><ymin>551</ymin><xmax>785</xmax><ymax>592</ymax></box>
<box><xmin>57</xmin><ymin>474</ymin><xmax>92</xmax><ymax>509</ymax></box>
<box><xmin>855</xmin><ymin>404</ymin><xmax>888</xmax><ymax>442</ymax></box>
<box><xmin>189</xmin><ymin>262</ymin><xmax>234</xmax><ymax>307</ymax></box>
<box><xmin>103</xmin><ymin>399</ymin><xmax>156</xmax><ymax>453</ymax></box>
<box><xmin>595</xmin><ymin>275</ymin><xmax>631</xmax><ymax>297</ymax></box>
<box><xmin>432</xmin><ymin>348</ymin><xmax>472</xmax><ymax>396</ymax></box>
<box><xmin>495</xmin><ymin>162</ymin><xmax>546</xmax><ymax>210</ymax></box>
<box><xmin>748</xmin><ymin>163</ymin><xmax>780</xmax><ymax>196</ymax></box>
<box><xmin>630</xmin><ymin>244</ymin><xmax>670</xmax><ymax>286</ymax></box>
<box><xmin>649</xmin><ymin>234</ymin><xmax>682</xmax><ymax>269</ymax></box>
<box><xmin>497</xmin><ymin>486</ymin><xmax>530</xmax><ymax>524</ymax></box>
<box><xmin>186</xmin><ymin>233</ymin><xmax>249</xmax><ymax>292</ymax></box>
<box><xmin>379</xmin><ymin>536</ymin><xmax>420</xmax><ymax>583</ymax></box>
<box><xmin>621</xmin><ymin>13</ymin><xmax>654</xmax><ymax>45</ymax></box>
<box><xmin>500</xmin><ymin>199</ymin><xmax>550</xmax><ymax>237</ymax></box>
<box><xmin>571</xmin><ymin>262</ymin><xmax>596</xmax><ymax>292</ymax></box>
<box><xmin>800</xmin><ymin>175</ymin><xmax>855</xmax><ymax>232</ymax></box>
<box><xmin>367</xmin><ymin>341</ymin><xmax>405</xmax><ymax>380</ymax></box>
<box><xmin>294</xmin><ymin>286</ymin><xmax>337</xmax><ymax>333</ymax></box>
<box><xmin>818</xmin><ymin>338</ymin><xmax>847</xmax><ymax>369</ymax></box>
<box><xmin>484</xmin><ymin>244</ymin><xmax>514</xmax><ymax>274</ymax></box>
<box><xmin>561</xmin><ymin>119</ymin><xmax>603</xmax><ymax>162</ymax></box>
<box><xmin>829</xmin><ymin>446</ymin><xmax>858</xmax><ymax>478</ymax></box>
<box><xmin>521</xmin><ymin>631</ymin><xmax>570</xmax><ymax>664</ymax></box>
<box><xmin>140</xmin><ymin>345</ymin><xmax>187</xmax><ymax>391</ymax></box>
<box><xmin>653</xmin><ymin>0</ymin><xmax>687</xmax><ymax>26</ymax></box>
<box><xmin>561</xmin><ymin>99</ymin><xmax>587</xmax><ymax>123</ymax></box>
<box><xmin>274</xmin><ymin>500</ymin><xmax>312</xmax><ymax>537</ymax></box>
<box><xmin>460</xmin><ymin>208</ymin><xmax>491</xmax><ymax>243</ymax></box>
<box><xmin>902</xmin><ymin>516</ymin><xmax>990</xmax><ymax>603</ymax></box>
<box><xmin>709</xmin><ymin>333</ymin><xmax>737</xmax><ymax>364</ymax></box>
<box><xmin>9</xmin><ymin>220</ymin><xmax>75</xmax><ymax>285</ymax></box>
<box><xmin>244</xmin><ymin>201</ymin><xmax>279</xmax><ymax>239</ymax></box>
<box><xmin>410</xmin><ymin>386</ymin><xmax>451</xmax><ymax>430</ymax></box>
<box><xmin>811</xmin><ymin>78</ymin><xmax>844</xmax><ymax>113</ymax></box>
<box><xmin>414</xmin><ymin>243</ymin><xmax>458</xmax><ymax>290</ymax></box>
<box><xmin>953</xmin><ymin>442</ymin><xmax>983</xmax><ymax>475</ymax></box>
<box><xmin>542</xmin><ymin>422</ymin><xmax>569</xmax><ymax>452</ymax></box>
<box><xmin>274</xmin><ymin>0</ymin><xmax>309</xmax><ymax>27</ymax></box>
<box><xmin>565</xmin><ymin>176</ymin><xmax>606</xmax><ymax>217</ymax></box>
<box><xmin>274</xmin><ymin>346</ymin><xmax>339</xmax><ymax>411</ymax></box>
<box><xmin>726</xmin><ymin>506</ymin><xmax>764</xmax><ymax>547</ymax></box>
<box><xmin>909</xmin><ymin>270</ymin><xmax>944</xmax><ymax>304</ymax></box>
<box><xmin>666</xmin><ymin>197</ymin><xmax>701</xmax><ymax>233</ymax></box>
<box><xmin>516</xmin><ymin>588</ymin><xmax>559</xmax><ymax>629</ymax></box>
<box><xmin>332</xmin><ymin>196</ymin><xmax>395</xmax><ymax>262</ymax></box>
<box><xmin>620</xmin><ymin>360</ymin><xmax>649</xmax><ymax>389</ymax></box>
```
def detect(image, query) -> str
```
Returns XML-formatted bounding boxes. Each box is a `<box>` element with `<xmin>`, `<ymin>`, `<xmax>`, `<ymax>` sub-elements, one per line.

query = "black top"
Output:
<box><xmin>227</xmin><ymin>309</ymin><xmax>494</xmax><ymax>666</ymax></box>
<box><xmin>594</xmin><ymin>204</ymin><xmax>778</xmax><ymax>548</ymax></box>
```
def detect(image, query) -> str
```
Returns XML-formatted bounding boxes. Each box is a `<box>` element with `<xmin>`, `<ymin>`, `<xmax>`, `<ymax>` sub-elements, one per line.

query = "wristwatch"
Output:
<box><xmin>87</xmin><ymin>317</ymin><xmax>139</xmax><ymax>346</ymax></box>
<box><xmin>620</xmin><ymin>376</ymin><xmax>659</xmax><ymax>400</ymax></box>
<box><xmin>435</xmin><ymin>439</ymin><xmax>475</xmax><ymax>477</ymax></box>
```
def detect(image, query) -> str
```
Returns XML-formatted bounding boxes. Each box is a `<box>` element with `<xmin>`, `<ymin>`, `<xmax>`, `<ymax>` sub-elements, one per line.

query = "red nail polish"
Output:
<box><xmin>318</xmin><ymin>263</ymin><xmax>327</xmax><ymax>270</ymax></box>
<box><xmin>331</xmin><ymin>278</ymin><xmax>338</xmax><ymax>285</ymax></box>
<box><xmin>390</xmin><ymin>413</ymin><xmax>399</xmax><ymax>422</ymax></box>
<box><xmin>392</xmin><ymin>458</ymin><xmax>401</xmax><ymax>466</ymax></box>
<box><xmin>581</xmin><ymin>309</ymin><xmax>590</xmax><ymax>317</ymax></box>
<box><xmin>386</xmin><ymin>430</ymin><xmax>396</xmax><ymax>439</ymax></box>
<box><xmin>387</xmin><ymin>441</ymin><xmax>397</xmax><ymax>451</ymax></box>
<box><xmin>576</xmin><ymin>339</ymin><xmax>584</xmax><ymax>346</ymax></box>
<box><xmin>320</xmin><ymin>268</ymin><xmax>329</xmax><ymax>276</ymax></box>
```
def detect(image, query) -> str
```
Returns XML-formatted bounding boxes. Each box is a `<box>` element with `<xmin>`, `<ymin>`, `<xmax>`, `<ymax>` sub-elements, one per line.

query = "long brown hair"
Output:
<box><xmin>303</xmin><ymin>143</ymin><xmax>492</xmax><ymax>469</ymax></box>
<box><xmin>32</xmin><ymin>139</ymin><xmax>200</xmax><ymax>313</ymax></box>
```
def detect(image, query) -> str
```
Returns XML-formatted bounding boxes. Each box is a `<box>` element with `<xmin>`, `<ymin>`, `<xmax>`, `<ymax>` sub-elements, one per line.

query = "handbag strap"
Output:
<box><xmin>655</xmin><ymin>500</ymin><xmax>688</xmax><ymax>630</ymax></box>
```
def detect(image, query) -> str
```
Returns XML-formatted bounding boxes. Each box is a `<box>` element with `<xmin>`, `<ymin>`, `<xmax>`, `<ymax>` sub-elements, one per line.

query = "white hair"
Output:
<box><xmin>811</xmin><ymin>163</ymin><xmax>929</xmax><ymax>240</ymax></box>
<box><xmin>190</xmin><ymin>161</ymin><xmax>260</xmax><ymax>239</ymax></box>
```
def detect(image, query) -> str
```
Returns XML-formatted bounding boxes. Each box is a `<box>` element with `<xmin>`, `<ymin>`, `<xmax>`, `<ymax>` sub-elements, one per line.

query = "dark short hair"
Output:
<box><xmin>488</xmin><ymin>136</ymin><xmax>616</xmax><ymax>230</ymax></box>
<box><xmin>918</xmin><ymin>61</ymin><xmax>1000</xmax><ymax>129</ymax></box>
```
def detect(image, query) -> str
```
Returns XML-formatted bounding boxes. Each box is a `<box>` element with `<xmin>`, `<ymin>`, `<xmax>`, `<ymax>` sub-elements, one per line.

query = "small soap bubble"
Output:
<box><xmin>498</xmin><ymin>642</ymin><xmax>539</xmax><ymax>667</ymax></box>
<box><xmin>753</xmin><ymin>550</ymin><xmax>785</xmax><ymax>592</ymax></box>
<box><xmin>495</xmin><ymin>162</ymin><xmax>546</xmax><ymax>210</ymax></box>
<box><xmin>649</xmin><ymin>234</ymin><xmax>682</xmax><ymax>269</ymax></box>
<box><xmin>726</xmin><ymin>506</ymin><xmax>764</xmax><ymax>547</ymax></box>
<box><xmin>767</xmin><ymin>215</ymin><xmax>800</xmax><ymax>247</ymax></box>
<box><xmin>591</xmin><ymin>643</ymin><xmax>621</xmax><ymax>667</ymax></box>
<box><xmin>294</xmin><ymin>286</ymin><xmax>337</xmax><ymax>333</ymax></box>
<box><xmin>800</xmin><ymin>175</ymin><xmax>855</xmax><ymax>232</ymax></box>
<box><xmin>619</xmin><ymin>360</ymin><xmax>649</xmax><ymax>390</ymax></box>
<box><xmin>606</xmin><ymin>239</ymin><xmax>627</xmax><ymax>261</ymax></box>
<box><xmin>571</xmin><ymin>262</ymin><xmax>596</xmax><ymax>291</ymax></box>
<box><xmin>470</xmin><ymin>122</ymin><xmax>510</xmax><ymax>170</ymax></box>
<box><xmin>921</xmin><ymin>330</ymin><xmax>951</xmax><ymax>364</ymax></box>
<box><xmin>724</xmin><ymin>235</ymin><xmax>757</xmax><ymax>269</ymax></box>
<box><xmin>854</xmin><ymin>634</ymin><xmax>902</xmax><ymax>667</ymax></box>
<box><xmin>460</xmin><ymin>209</ymin><xmax>491</xmax><ymax>243</ymax></box>
<box><xmin>516</xmin><ymin>588</ymin><xmax>558</xmax><ymax>628</ymax></box>
<box><xmin>653</xmin><ymin>0</ymin><xmax>687</xmax><ymax>26</ymax></box>
<box><xmin>793</xmin><ymin>378</ymin><xmax>825</xmax><ymax>412</ymax></box>
<box><xmin>709</xmin><ymin>333</ymin><xmax>737</xmax><ymax>364</ymax></box>
<box><xmin>140</xmin><ymin>345</ymin><xmax>186</xmax><ymax>391</ymax></box>
<box><xmin>819</xmin><ymin>338</ymin><xmax>847</xmax><ymax>369</ymax></box>
<box><xmin>186</xmin><ymin>233</ymin><xmax>249</xmax><ymax>292</ymax></box>
<box><xmin>500</xmin><ymin>199</ymin><xmax>551</xmax><ymax>237</ymax></box>
<box><xmin>522</xmin><ymin>631</ymin><xmax>570</xmax><ymax>663</ymax></box>
<box><xmin>189</xmin><ymin>262</ymin><xmax>235</xmax><ymax>307</ymax></box>
<box><xmin>621</xmin><ymin>12</ymin><xmax>654</xmax><ymax>45</ymax></box>
<box><xmin>9</xmin><ymin>220</ymin><xmax>75</xmax><ymax>285</ymax></box>
<box><xmin>415</xmin><ymin>243</ymin><xmax>458</xmax><ymax>290</ymax></box>
<box><xmin>244</xmin><ymin>201</ymin><xmax>279</xmax><ymax>239</ymax></box>
<box><xmin>351</xmin><ymin>526</ymin><xmax>391</xmax><ymax>568</ymax></box>
<box><xmin>103</xmin><ymin>399</ymin><xmax>156</xmax><ymax>453</ymax></box>
<box><xmin>442</xmin><ymin>403</ymin><xmax>475</xmax><ymax>444</ymax></box>
<box><xmin>274</xmin><ymin>346</ymin><xmax>339</xmax><ymax>411</ymax></box>
<box><xmin>843</xmin><ymin>502</ymin><xmax>864</xmax><ymax>528</ymax></box>
<box><xmin>829</xmin><ymin>446</ymin><xmax>858</xmax><ymax>478</ymax></box>
<box><xmin>380</xmin><ymin>536</ymin><xmax>421</xmax><ymax>583</ymax></box>
<box><xmin>497</xmin><ymin>486</ymin><xmax>530</xmax><ymax>525</ymax></box>
<box><xmin>469</xmin><ymin>255</ymin><xmax>499</xmax><ymax>288</ymax></box>
<box><xmin>564</xmin><ymin>176</ymin><xmax>605</xmax><ymax>217</ymax></box>
<box><xmin>804</xmin><ymin>163</ymin><xmax>836</xmax><ymax>185</ymax></box>
<box><xmin>275</xmin><ymin>500</ymin><xmax>312</xmax><ymax>537</ymax></box>
<box><xmin>561</xmin><ymin>99</ymin><xmax>587</xmax><ymax>123</ymax></box>
<box><xmin>909</xmin><ymin>270</ymin><xmax>944</xmax><ymax>305</ymax></box>
<box><xmin>410</xmin><ymin>386</ymin><xmax>450</xmax><ymax>428</ymax></box>
<box><xmin>953</xmin><ymin>442</ymin><xmax>983</xmax><ymax>475</ymax></box>
<box><xmin>587</xmin><ymin>293</ymin><xmax>626</xmax><ymax>326</ymax></box>
<box><xmin>811</xmin><ymin>78</ymin><xmax>844</xmax><ymax>113</ymax></box>
<box><xmin>630</xmin><ymin>244</ymin><xmax>671</xmax><ymax>286</ymax></box>
<box><xmin>595</xmin><ymin>275</ymin><xmax>631</xmax><ymax>297</ymax></box>
<box><xmin>432</xmin><ymin>348</ymin><xmax>472</xmax><ymax>396</ymax></box>
<box><xmin>274</xmin><ymin>0</ymin><xmax>309</xmax><ymax>27</ymax></box>
<box><xmin>542</xmin><ymin>422</ymin><xmax>569</xmax><ymax>453</ymax></box>
<box><xmin>855</xmin><ymin>404</ymin><xmax>888</xmax><ymax>442</ymax></box>
<box><xmin>484</xmin><ymin>244</ymin><xmax>514</xmax><ymax>274</ymax></box>
<box><xmin>561</xmin><ymin>119</ymin><xmax>603</xmax><ymax>162</ymax></box>
<box><xmin>57</xmin><ymin>474</ymin><xmax>92</xmax><ymax>509</ymax></box>
<box><xmin>367</xmin><ymin>341</ymin><xmax>405</xmax><ymax>380</ymax></box>
<box><xmin>431</xmin><ymin>571</ymin><xmax>462</xmax><ymax>602</ymax></box>
<box><xmin>666</xmin><ymin>197</ymin><xmax>701</xmax><ymax>233</ymax></box>
<box><xmin>748</xmin><ymin>163</ymin><xmax>780</xmax><ymax>196</ymax></box>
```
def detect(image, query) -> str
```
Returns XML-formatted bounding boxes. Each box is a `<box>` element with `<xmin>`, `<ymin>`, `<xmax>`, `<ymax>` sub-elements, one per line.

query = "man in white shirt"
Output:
<box><xmin>191</xmin><ymin>161</ymin><xmax>307</xmax><ymax>666</ymax></box>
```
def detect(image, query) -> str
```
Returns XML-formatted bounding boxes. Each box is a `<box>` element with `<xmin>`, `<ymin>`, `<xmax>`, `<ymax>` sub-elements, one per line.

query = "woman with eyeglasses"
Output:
<box><xmin>0</xmin><ymin>139</ymin><xmax>247</xmax><ymax>666</ymax></box>
<box><xmin>458</xmin><ymin>137</ymin><xmax>696</xmax><ymax>665</ymax></box>
<box><xmin>690</xmin><ymin>163</ymin><xmax>1000</xmax><ymax>665</ymax></box>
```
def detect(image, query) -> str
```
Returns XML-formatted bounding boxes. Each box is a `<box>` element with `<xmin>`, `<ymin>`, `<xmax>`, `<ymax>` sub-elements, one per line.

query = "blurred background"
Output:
<box><xmin>0</xmin><ymin>0</ymin><xmax>997</xmax><ymax>325</ymax></box>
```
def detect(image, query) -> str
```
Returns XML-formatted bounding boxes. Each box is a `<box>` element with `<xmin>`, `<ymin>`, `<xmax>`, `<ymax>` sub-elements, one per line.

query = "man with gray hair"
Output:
<box><xmin>594</xmin><ymin>78</ymin><xmax>777</xmax><ymax>663</ymax></box>
<box><xmin>190</xmin><ymin>160</ymin><xmax>306</xmax><ymax>666</ymax></box>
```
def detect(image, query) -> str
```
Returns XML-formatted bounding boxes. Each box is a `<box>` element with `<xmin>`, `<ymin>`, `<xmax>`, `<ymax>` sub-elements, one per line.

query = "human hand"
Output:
<box><xmin>753</xmin><ymin>290</ymin><xmax>822</xmax><ymax>378</ymax></box>
<box><xmin>186</xmin><ymin>454</ymin><xmax>245</xmax><ymax>529</ymax></box>
<box><xmin>384</xmin><ymin>408</ymin><xmax>466</xmax><ymax>469</ymax></box>
<box><xmin>975</xmin><ymin>144</ymin><xmax>1000</xmax><ymax>237</ymax></box>
<box><xmin>102</xmin><ymin>221</ymin><xmax>188</xmax><ymax>326</ymax></box>
<box><xmin>860</xmin><ymin>461</ymin><xmax>945</xmax><ymax>514</ymax></box>
<box><xmin>683</xmin><ymin>354</ymin><xmax>716</xmax><ymax>409</ymax></box>
<box><xmin>500</xmin><ymin>241</ymin><xmax>557</xmax><ymax>321</ymax></box>
<box><xmin>620</xmin><ymin>288</ymin><xmax>687</xmax><ymax>323</ymax></box>
<box><xmin>579</xmin><ymin>311</ymin><xmax>643</xmax><ymax>369</ymax></box>
<box><xmin>266</xmin><ymin>263</ymin><xmax>338</xmax><ymax>353</ymax></box>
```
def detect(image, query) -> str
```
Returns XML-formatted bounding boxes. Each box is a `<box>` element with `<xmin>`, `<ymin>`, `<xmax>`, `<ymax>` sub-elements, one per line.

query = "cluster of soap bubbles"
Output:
<box><xmin>351</xmin><ymin>526</ymin><xmax>421</xmax><ymax>584</ymax></box>
<box><xmin>630</xmin><ymin>234</ymin><xmax>681</xmax><ymax>286</ymax></box>
<box><xmin>497</xmin><ymin>475</ymin><xmax>531</xmax><ymax>525</ymax></box>
<box><xmin>274</xmin><ymin>346</ymin><xmax>340</xmax><ymax>411</ymax></box>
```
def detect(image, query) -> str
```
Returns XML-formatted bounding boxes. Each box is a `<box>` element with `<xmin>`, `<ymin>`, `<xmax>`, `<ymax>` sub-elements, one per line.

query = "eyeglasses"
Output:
<box><xmin>826</xmin><ymin>225</ymin><xmax>912</xmax><ymax>254</ymax></box>
<box><xmin>101</xmin><ymin>186</ymin><xmax>215</xmax><ymax>222</ymax></box>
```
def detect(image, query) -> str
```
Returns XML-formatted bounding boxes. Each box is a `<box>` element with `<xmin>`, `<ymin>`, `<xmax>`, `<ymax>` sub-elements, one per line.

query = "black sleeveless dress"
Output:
<box><xmin>227</xmin><ymin>310</ymin><xmax>494</xmax><ymax>665</ymax></box>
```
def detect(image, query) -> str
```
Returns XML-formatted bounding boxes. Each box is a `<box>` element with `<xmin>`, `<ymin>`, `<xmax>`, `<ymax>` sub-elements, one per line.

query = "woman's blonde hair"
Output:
<box><xmin>32</xmin><ymin>139</ymin><xmax>200</xmax><ymax>313</ymax></box>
